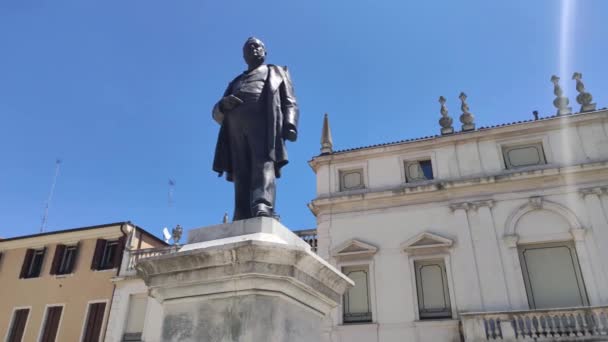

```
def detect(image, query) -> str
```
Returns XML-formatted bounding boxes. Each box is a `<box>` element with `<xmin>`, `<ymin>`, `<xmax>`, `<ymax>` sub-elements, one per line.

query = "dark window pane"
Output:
<box><xmin>7</xmin><ymin>308</ymin><xmax>29</xmax><ymax>342</ymax></box>
<box><xmin>58</xmin><ymin>246</ymin><xmax>77</xmax><ymax>275</ymax></box>
<box><xmin>40</xmin><ymin>306</ymin><xmax>63</xmax><ymax>342</ymax></box>
<box><xmin>419</xmin><ymin>160</ymin><xmax>434</xmax><ymax>180</ymax></box>
<box><xmin>100</xmin><ymin>242</ymin><xmax>118</xmax><ymax>269</ymax></box>
<box><xmin>82</xmin><ymin>303</ymin><xmax>106</xmax><ymax>342</ymax></box>
<box><xmin>25</xmin><ymin>249</ymin><xmax>46</xmax><ymax>278</ymax></box>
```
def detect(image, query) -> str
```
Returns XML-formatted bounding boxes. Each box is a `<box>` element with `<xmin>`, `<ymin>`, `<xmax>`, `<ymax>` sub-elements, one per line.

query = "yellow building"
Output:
<box><xmin>0</xmin><ymin>222</ymin><xmax>166</xmax><ymax>342</ymax></box>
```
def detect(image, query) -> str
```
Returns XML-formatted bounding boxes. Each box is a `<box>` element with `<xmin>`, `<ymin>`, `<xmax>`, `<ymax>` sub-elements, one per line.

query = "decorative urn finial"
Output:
<box><xmin>551</xmin><ymin>75</ymin><xmax>572</xmax><ymax>115</ymax></box>
<box><xmin>320</xmin><ymin>113</ymin><xmax>333</xmax><ymax>155</ymax></box>
<box><xmin>572</xmin><ymin>72</ymin><xmax>596</xmax><ymax>112</ymax></box>
<box><xmin>171</xmin><ymin>224</ymin><xmax>183</xmax><ymax>245</ymax></box>
<box><xmin>459</xmin><ymin>92</ymin><xmax>475</xmax><ymax>131</ymax></box>
<box><xmin>438</xmin><ymin>96</ymin><xmax>454</xmax><ymax>135</ymax></box>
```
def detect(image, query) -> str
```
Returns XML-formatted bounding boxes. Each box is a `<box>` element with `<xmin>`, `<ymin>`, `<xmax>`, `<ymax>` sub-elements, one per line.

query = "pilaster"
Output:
<box><xmin>448</xmin><ymin>202</ymin><xmax>484</xmax><ymax>311</ymax></box>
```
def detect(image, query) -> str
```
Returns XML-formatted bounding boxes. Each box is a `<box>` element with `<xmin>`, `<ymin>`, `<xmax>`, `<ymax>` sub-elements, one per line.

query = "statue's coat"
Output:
<box><xmin>212</xmin><ymin>65</ymin><xmax>299</xmax><ymax>182</ymax></box>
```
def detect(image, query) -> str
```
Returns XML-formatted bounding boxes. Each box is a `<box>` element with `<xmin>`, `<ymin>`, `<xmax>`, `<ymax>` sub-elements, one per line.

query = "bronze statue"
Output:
<box><xmin>212</xmin><ymin>37</ymin><xmax>299</xmax><ymax>221</ymax></box>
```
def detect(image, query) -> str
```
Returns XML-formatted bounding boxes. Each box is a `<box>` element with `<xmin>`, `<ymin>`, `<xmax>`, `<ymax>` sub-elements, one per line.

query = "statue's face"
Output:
<box><xmin>243</xmin><ymin>38</ymin><xmax>266</xmax><ymax>67</ymax></box>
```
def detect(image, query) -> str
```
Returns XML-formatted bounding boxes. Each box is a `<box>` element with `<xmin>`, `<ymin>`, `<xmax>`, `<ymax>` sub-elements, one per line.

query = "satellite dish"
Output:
<box><xmin>162</xmin><ymin>227</ymin><xmax>171</xmax><ymax>243</ymax></box>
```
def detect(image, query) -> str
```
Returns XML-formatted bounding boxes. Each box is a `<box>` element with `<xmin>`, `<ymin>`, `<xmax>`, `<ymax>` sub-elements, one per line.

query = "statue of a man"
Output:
<box><xmin>212</xmin><ymin>37</ymin><xmax>299</xmax><ymax>221</ymax></box>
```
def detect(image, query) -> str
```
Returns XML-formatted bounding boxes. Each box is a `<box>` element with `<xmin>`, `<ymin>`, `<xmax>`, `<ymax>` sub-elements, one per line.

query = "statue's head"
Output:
<box><xmin>243</xmin><ymin>37</ymin><xmax>266</xmax><ymax>68</ymax></box>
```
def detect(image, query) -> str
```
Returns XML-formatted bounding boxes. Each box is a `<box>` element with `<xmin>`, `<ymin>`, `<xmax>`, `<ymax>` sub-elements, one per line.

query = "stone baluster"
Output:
<box><xmin>572</xmin><ymin>72</ymin><xmax>596</xmax><ymax>112</ymax></box>
<box><xmin>459</xmin><ymin>92</ymin><xmax>476</xmax><ymax>131</ymax></box>
<box><xmin>438</xmin><ymin>96</ymin><xmax>454</xmax><ymax>135</ymax></box>
<box><xmin>551</xmin><ymin>75</ymin><xmax>572</xmax><ymax>115</ymax></box>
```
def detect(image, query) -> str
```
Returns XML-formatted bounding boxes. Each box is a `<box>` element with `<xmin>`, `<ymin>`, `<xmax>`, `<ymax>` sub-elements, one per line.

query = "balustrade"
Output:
<box><xmin>462</xmin><ymin>306</ymin><xmax>608</xmax><ymax>341</ymax></box>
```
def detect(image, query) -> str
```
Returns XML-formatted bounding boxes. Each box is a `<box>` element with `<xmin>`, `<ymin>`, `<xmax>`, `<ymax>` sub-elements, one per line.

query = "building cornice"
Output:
<box><xmin>0</xmin><ymin>223</ymin><xmax>127</xmax><ymax>250</ymax></box>
<box><xmin>309</xmin><ymin>109</ymin><xmax>608</xmax><ymax>172</ymax></box>
<box><xmin>308</xmin><ymin>159</ymin><xmax>608</xmax><ymax>216</ymax></box>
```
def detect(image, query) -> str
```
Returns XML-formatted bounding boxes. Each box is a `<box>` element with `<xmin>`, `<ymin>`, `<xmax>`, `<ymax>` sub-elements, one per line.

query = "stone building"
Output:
<box><xmin>309</xmin><ymin>102</ymin><xmax>608</xmax><ymax>340</ymax></box>
<box><xmin>0</xmin><ymin>222</ymin><xmax>165</xmax><ymax>342</ymax></box>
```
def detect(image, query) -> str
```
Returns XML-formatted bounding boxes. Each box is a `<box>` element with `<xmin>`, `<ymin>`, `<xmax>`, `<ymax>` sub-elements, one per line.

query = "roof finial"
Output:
<box><xmin>551</xmin><ymin>75</ymin><xmax>572</xmax><ymax>115</ymax></box>
<box><xmin>223</xmin><ymin>212</ymin><xmax>229</xmax><ymax>224</ymax></box>
<box><xmin>459</xmin><ymin>92</ymin><xmax>475</xmax><ymax>131</ymax></box>
<box><xmin>438</xmin><ymin>96</ymin><xmax>454</xmax><ymax>135</ymax></box>
<box><xmin>572</xmin><ymin>72</ymin><xmax>596</xmax><ymax>112</ymax></box>
<box><xmin>320</xmin><ymin>113</ymin><xmax>333</xmax><ymax>155</ymax></box>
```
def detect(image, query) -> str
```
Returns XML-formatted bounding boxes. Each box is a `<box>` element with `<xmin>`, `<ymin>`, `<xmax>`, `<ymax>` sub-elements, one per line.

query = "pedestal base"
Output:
<box><xmin>162</xmin><ymin>293</ymin><xmax>320</xmax><ymax>342</ymax></box>
<box><xmin>136</xmin><ymin>217</ymin><xmax>353</xmax><ymax>342</ymax></box>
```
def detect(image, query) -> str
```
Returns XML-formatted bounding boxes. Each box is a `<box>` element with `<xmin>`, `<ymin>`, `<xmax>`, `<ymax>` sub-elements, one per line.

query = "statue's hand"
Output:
<box><xmin>220</xmin><ymin>95</ymin><xmax>243</xmax><ymax>112</ymax></box>
<box><xmin>284</xmin><ymin>127</ymin><xmax>297</xmax><ymax>142</ymax></box>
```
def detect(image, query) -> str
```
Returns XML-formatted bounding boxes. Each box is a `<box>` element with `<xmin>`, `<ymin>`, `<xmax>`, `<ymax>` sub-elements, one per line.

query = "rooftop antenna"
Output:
<box><xmin>168</xmin><ymin>179</ymin><xmax>176</xmax><ymax>208</ymax></box>
<box><xmin>40</xmin><ymin>159</ymin><xmax>62</xmax><ymax>233</ymax></box>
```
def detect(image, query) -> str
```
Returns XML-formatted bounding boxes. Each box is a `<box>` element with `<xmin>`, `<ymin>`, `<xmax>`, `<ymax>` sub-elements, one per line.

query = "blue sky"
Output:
<box><xmin>1</xmin><ymin>0</ymin><xmax>607</xmax><ymax>239</ymax></box>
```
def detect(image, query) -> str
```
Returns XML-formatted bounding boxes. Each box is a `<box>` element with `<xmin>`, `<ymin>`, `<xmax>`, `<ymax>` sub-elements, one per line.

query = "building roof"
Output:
<box><xmin>330</xmin><ymin>108</ymin><xmax>608</xmax><ymax>155</ymax></box>
<box><xmin>0</xmin><ymin>221</ymin><xmax>167</xmax><ymax>246</ymax></box>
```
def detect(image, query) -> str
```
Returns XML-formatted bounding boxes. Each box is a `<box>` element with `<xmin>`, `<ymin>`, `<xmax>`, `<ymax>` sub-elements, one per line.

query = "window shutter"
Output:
<box><xmin>91</xmin><ymin>239</ymin><xmax>106</xmax><ymax>270</ymax></box>
<box><xmin>50</xmin><ymin>244</ymin><xmax>66</xmax><ymax>275</ymax></box>
<box><xmin>69</xmin><ymin>242</ymin><xmax>81</xmax><ymax>273</ymax></box>
<box><xmin>19</xmin><ymin>249</ymin><xmax>34</xmax><ymax>278</ymax></box>
<box><xmin>113</xmin><ymin>236</ymin><xmax>127</xmax><ymax>269</ymax></box>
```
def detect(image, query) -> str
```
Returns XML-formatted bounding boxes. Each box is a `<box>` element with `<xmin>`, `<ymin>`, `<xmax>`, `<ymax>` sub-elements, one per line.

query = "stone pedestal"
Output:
<box><xmin>136</xmin><ymin>217</ymin><xmax>353</xmax><ymax>342</ymax></box>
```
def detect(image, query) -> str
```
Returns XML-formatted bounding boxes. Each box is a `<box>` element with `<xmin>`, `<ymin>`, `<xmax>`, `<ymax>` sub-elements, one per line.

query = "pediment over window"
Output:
<box><xmin>401</xmin><ymin>232</ymin><xmax>453</xmax><ymax>252</ymax></box>
<box><xmin>332</xmin><ymin>239</ymin><xmax>378</xmax><ymax>260</ymax></box>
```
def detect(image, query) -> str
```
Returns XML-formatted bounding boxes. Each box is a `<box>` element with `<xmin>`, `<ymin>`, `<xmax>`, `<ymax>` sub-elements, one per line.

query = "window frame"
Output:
<box><xmin>4</xmin><ymin>306</ymin><xmax>31</xmax><ymax>342</ymax></box>
<box><xmin>20</xmin><ymin>247</ymin><xmax>47</xmax><ymax>279</ymax></box>
<box><xmin>495</xmin><ymin>135</ymin><xmax>553</xmax><ymax>171</ymax></box>
<box><xmin>338</xmin><ymin>168</ymin><xmax>366</xmax><ymax>192</ymax></box>
<box><xmin>37</xmin><ymin>304</ymin><xmax>65</xmax><ymax>342</ymax></box>
<box><xmin>99</xmin><ymin>240</ymin><xmax>119</xmax><ymax>270</ymax></box>
<box><xmin>407</xmin><ymin>254</ymin><xmax>457</xmax><ymax>321</ymax></box>
<box><xmin>517</xmin><ymin>241</ymin><xmax>589</xmax><ymax>310</ymax></box>
<box><xmin>332</xmin><ymin>161</ymin><xmax>368</xmax><ymax>193</ymax></box>
<box><xmin>341</xmin><ymin>264</ymin><xmax>373</xmax><ymax>324</ymax></box>
<box><xmin>51</xmin><ymin>244</ymin><xmax>79</xmax><ymax>276</ymax></box>
<box><xmin>414</xmin><ymin>258</ymin><xmax>452</xmax><ymax>320</ymax></box>
<box><xmin>79</xmin><ymin>300</ymin><xmax>109</xmax><ymax>342</ymax></box>
<box><xmin>400</xmin><ymin>152</ymin><xmax>437</xmax><ymax>184</ymax></box>
<box><xmin>91</xmin><ymin>238</ymin><xmax>124</xmax><ymax>271</ymax></box>
<box><xmin>501</xmin><ymin>142</ymin><xmax>547</xmax><ymax>170</ymax></box>
<box><xmin>404</xmin><ymin>159</ymin><xmax>435</xmax><ymax>183</ymax></box>
<box><xmin>337</xmin><ymin>259</ymin><xmax>377</xmax><ymax>325</ymax></box>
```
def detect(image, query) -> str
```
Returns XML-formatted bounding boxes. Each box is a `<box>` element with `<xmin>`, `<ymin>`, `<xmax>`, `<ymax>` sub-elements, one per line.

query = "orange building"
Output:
<box><xmin>0</xmin><ymin>222</ymin><xmax>166</xmax><ymax>342</ymax></box>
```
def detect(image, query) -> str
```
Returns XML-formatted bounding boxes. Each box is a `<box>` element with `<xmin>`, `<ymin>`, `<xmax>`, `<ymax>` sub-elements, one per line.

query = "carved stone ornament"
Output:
<box><xmin>401</xmin><ymin>232</ymin><xmax>453</xmax><ymax>253</ymax></box>
<box><xmin>438</xmin><ymin>96</ymin><xmax>454</xmax><ymax>135</ymax></box>
<box><xmin>572</xmin><ymin>72</ymin><xmax>596</xmax><ymax>112</ymax></box>
<box><xmin>551</xmin><ymin>75</ymin><xmax>572</xmax><ymax>115</ymax></box>
<box><xmin>459</xmin><ymin>92</ymin><xmax>475</xmax><ymax>131</ymax></box>
<box><xmin>528</xmin><ymin>196</ymin><xmax>543</xmax><ymax>209</ymax></box>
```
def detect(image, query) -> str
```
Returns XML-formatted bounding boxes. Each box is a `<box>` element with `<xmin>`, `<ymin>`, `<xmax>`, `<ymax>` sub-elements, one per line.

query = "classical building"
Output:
<box><xmin>309</xmin><ymin>102</ymin><xmax>608</xmax><ymax>341</ymax></box>
<box><xmin>0</xmin><ymin>222</ymin><xmax>165</xmax><ymax>342</ymax></box>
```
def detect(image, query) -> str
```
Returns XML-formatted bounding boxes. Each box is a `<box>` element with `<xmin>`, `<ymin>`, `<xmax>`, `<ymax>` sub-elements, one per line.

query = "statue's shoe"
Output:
<box><xmin>252</xmin><ymin>203</ymin><xmax>273</xmax><ymax>218</ymax></box>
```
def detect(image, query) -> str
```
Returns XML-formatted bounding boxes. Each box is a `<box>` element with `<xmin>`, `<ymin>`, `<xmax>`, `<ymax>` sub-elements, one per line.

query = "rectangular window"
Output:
<box><xmin>342</xmin><ymin>265</ymin><xmax>372</xmax><ymax>323</ymax></box>
<box><xmin>51</xmin><ymin>244</ymin><xmax>79</xmax><ymax>275</ymax></box>
<box><xmin>91</xmin><ymin>239</ymin><xmax>123</xmax><ymax>271</ymax></box>
<box><xmin>123</xmin><ymin>295</ymin><xmax>148</xmax><ymax>341</ymax></box>
<box><xmin>518</xmin><ymin>242</ymin><xmax>589</xmax><ymax>309</ymax></box>
<box><xmin>339</xmin><ymin>169</ymin><xmax>365</xmax><ymax>191</ymax></box>
<box><xmin>405</xmin><ymin>160</ymin><xmax>434</xmax><ymax>182</ymax></box>
<box><xmin>39</xmin><ymin>306</ymin><xmax>63</xmax><ymax>342</ymax></box>
<box><xmin>20</xmin><ymin>248</ymin><xmax>46</xmax><ymax>279</ymax></box>
<box><xmin>81</xmin><ymin>302</ymin><xmax>106</xmax><ymax>342</ymax></box>
<box><xmin>502</xmin><ymin>142</ymin><xmax>547</xmax><ymax>169</ymax></box>
<box><xmin>415</xmin><ymin>259</ymin><xmax>452</xmax><ymax>319</ymax></box>
<box><xmin>7</xmin><ymin>308</ymin><xmax>29</xmax><ymax>342</ymax></box>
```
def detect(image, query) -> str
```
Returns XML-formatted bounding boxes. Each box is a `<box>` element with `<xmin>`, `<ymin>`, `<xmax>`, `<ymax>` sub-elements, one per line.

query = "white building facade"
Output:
<box><xmin>309</xmin><ymin>109</ymin><xmax>608</xmax><ymax>341</ymax></box>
